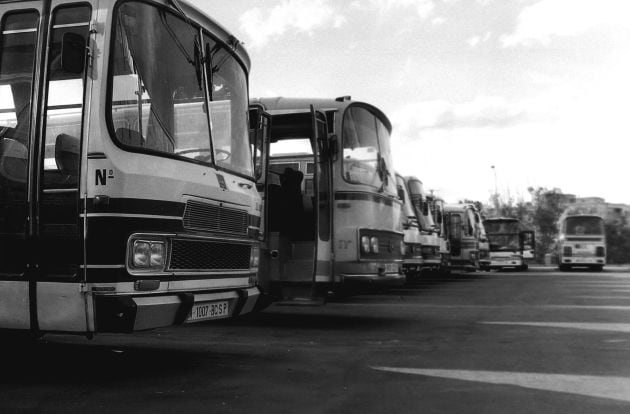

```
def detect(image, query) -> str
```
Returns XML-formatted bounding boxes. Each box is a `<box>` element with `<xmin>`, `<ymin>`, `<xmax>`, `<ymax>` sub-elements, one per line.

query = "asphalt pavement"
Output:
<box><xmin>3</xmin><ymin>266</ymin><xmax>630</xmax><ymax>413</ymax></box>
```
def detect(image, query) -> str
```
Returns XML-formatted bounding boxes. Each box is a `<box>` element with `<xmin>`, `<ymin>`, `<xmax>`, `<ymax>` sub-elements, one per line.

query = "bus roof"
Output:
<box><xmin>252</xmin><ymin>96</ymin><xmax>392</xmax><ymax>133</ymax></box>
<box><xmin>0</xmin><ymin>0</ymin><xmax>252</xmax><ymax>70</ymax></box>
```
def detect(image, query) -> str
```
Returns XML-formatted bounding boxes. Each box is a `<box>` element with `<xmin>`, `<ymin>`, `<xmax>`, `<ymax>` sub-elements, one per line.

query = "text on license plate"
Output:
<box><xmin>188</xmin><ymin>301</ymin><xmax>230</xmax><ymax>321</ymax></box>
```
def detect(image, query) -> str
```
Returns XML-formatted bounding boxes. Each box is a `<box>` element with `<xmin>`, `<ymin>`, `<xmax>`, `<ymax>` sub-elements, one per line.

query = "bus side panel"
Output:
<box><xmin>0</xmin><ymin>281</ymin><xmax>30</xmax><ymax>329</ymax></box>
<box><xmin>37</xmin><ymin>282</ymin><xmax>87</xmax><ymax>332</ymax></box>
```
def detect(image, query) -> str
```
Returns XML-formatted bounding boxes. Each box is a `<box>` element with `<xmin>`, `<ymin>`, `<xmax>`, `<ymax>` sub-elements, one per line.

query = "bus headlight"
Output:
<box><xmin>370</xmin><ymin>237</ymin><xmax>379</xmax><ymax>254</ymax></box>
<box><xmin>130</xmin><ymin>239</ymin><xmax>167</xmax><ymax>271</ymax></box>
<box><xmin>361</xmin><ymin>236</ymin><xmax>371</xmax><ymax>253</ymax></box>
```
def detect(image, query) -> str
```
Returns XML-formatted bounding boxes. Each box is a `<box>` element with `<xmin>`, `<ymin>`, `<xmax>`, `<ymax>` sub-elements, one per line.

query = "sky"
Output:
<box><xmin>190</xmin><ymin>0</ymin><xmax>630</xmax><ymax>205</ymax></box>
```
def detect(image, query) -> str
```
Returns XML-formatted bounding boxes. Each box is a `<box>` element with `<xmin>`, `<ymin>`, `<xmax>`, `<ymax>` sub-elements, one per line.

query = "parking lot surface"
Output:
<box><xmin>3</xmin><ymin>266</ymin><xmax>630</xmax><ymax>413</ymax></box>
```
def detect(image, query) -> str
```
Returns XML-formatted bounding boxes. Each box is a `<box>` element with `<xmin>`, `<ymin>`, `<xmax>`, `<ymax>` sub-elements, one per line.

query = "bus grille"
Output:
<box><xmin>169</xmin><ymin>239</ymin><xmax>251</xmax><ymax>271</ymax></box>
<box><xmin>183</xmin><ymin>200</ymin><xmax>248</xmax><ymax>236</ymax></box>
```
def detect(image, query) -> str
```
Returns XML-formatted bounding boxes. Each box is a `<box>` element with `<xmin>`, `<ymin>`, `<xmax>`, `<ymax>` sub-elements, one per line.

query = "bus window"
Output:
<box><xmin>0</xmin><ymin>10</ymin><xmax>38</xmax><ymax>249</ymax></box>
<box><xmin>0</xmin><ymin>11</ymin><xmax>39</xmax><ymax>187</ymax></box>
<box><xmin>43</xmin><ymin>5</ymin><xmax>91</xmax><ymax>189</ymax></box>
<box><xmin>450</xmin><ymin>214</ymin><xmax>462</xmax><ymax>240</ymax></box>
<box><xmin>109</xmin><ymin>1</ymin><xmax>253</xmax><ymax>177</ymax></box>
<box><xmin>342</xmin><ymin>107</ymin><xmax>381</xmax><ymax>188</ymax></box>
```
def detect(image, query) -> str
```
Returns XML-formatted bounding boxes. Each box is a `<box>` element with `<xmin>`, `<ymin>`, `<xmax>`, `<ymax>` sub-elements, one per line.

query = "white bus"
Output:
<box><xmin>557</xmin><ymin>214</ymin><xmax>606</xmax><ymax>271</ymax></box>
<box><xmin>405</xmin><ymin>177</ymin><xmax>441</xmax><ymax>273</ymax></box>
<box><xmin>396</xmin><ymin>174</ymin><xmax>423</xmax><ymax>277</ymax></box>
<box><xmin>483</xmin><ymin>218</ymin><xmax>535</xmax><ymax>271</ymax></box>
<box><xmin>252</xmin><ymin>97</ymin><xmax>405</xmax><ymax>303</ymax></box>
<box><xmin>444</xmin><ymin>203</ymin><xmax>480</xmax><ymax>271</ymax></box>
<box><xmin>426</xmin><ymin>194</ymin><xmax>450</xmax><ymax>272</ymax></box>
<box><xmin>0</xmin><ymin>0</ymin><xmax>263</xmax><ymax>336</ymax></box>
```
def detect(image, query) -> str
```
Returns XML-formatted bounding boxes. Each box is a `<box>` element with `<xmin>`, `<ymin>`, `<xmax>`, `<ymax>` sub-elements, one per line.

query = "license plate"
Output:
<box><xmin>187</xmin><ymin>300</ymin><xmax>230</xmax><ymax>322</ymax></box>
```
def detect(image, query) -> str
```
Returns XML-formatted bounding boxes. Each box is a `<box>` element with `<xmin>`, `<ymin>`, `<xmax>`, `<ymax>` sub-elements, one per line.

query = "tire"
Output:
<box><xmin>559</xmin><ymin>264</ymin><xmax>570</xmax><ymax>271</ymax></box>
<box><xmin>591</xmin><ymin>265</ymin><xmax>604</xmax><ymax>272</ymax></box>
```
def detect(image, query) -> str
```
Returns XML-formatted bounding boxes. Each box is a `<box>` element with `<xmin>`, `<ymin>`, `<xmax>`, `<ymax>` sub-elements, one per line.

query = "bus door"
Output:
<box><xmin>0</xmin><ymin>3</ymin><xmax>44</xmax><ymax>330</ymax></box>
<box><xmin>520</xmin><ymin>230</ymin><xmax>535</xmax><ymax>257</ymax></box>
<box><xmin>312</xmin><ymin>107</ymin><xmax>332</xmax><ymax>297</ymax></box>
<box><xmin>35</xmin><ymin>2</ymin><xmax>94</xmax><ymax>331</ymax></box>
<box><xmin>250</xmin><ymin>106</ymin><xmax>271</xmax><ymax>294</ymax></box>
<box><xmin>264</xmin><ymin>107</ymin><xmax>330</xmax><ymax>304</ymax></box>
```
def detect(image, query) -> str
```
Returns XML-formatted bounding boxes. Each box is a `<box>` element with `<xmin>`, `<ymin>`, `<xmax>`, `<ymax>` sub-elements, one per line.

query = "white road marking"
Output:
<box><xmin>570</xmin><ymin>296</ymin><xmax>630</xmax><ymax>299</ymax></box>
<box><xmin>371</xmin><ymin>367</ymin><xmax>630</xmax><ymax>403</ymax></box>
<box><xmin>481</xmin><ymin>321</ymin><xmax>630</xmax><ymax>333</ymax></box>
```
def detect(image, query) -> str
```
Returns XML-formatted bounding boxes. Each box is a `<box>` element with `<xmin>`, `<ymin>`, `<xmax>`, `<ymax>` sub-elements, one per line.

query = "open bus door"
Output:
<box><xmin>520</xmin><ymin>230</ymin><xmax>535</xmax><ymax>266</ymax></box>
<box><xmin>258</xmin><ymin>106</ymin><xmax>331</xmax><ymax>306</ymax></box>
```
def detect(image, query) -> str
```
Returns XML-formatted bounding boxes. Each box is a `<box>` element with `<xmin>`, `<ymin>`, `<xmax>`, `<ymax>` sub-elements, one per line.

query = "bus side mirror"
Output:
<box><xmin>61</xmin><ymin>32</ymin><xmax>87</xmax><ymax>74</ymax></box>
<box><xmin>329</xmin><ymin>134</ymin><xmax>339</xmax><ymax>161</ymax></box>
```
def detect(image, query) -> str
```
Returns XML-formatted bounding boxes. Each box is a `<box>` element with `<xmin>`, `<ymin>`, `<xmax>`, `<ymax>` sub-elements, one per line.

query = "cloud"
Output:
<box><xmin>501</xmin><ymin>0</ymin><xmax>628</xmax><ymax>47</ymax></box>
<box><xmin>359</xmin><ymin>0</ymin><xmax>437</xmax><ymax>20</ymax></box>
<box><xmin>391</xmin><ymin>96</ymin><xmax>530</xmax><ymax>136</ymax></box>
<box><xmin>467</xmin><ymin>31</ymin><xmax>492</xmax><ymax>47</ymax></box>
<box><xmin>239</xmin><ymin>0</ymin><xmax>345</xmax><ymax>48</ymax></box>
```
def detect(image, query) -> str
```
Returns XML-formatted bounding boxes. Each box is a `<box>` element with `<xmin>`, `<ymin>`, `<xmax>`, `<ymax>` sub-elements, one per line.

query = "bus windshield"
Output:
<box><xmin>565</xmin><ymin>216</ymin><xmax>604</xmax><ymax>236</ymax></box>
<box><xmin>109</xmin><ymin>1</ymin><xmax>252</xmax><ymax>177</ymax></box>
<box><xmin>342</xmin><ymin>106</ymin><xmax>396</xmax><ymax>194</ymax></box>
<box><xmin>484</xmin><ymin>220</ymin><xmax>519</xmax><ymax>234</ymax></box>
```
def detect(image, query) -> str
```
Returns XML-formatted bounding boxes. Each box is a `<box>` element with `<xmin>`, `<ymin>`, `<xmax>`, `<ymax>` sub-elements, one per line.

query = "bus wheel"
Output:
<box><xmin>591</xmin><ymin>265</ymin><xmax>604</xmax><ymax>272</ymax></box>
<box><xmin>559</xmin><ymin>264</ymin><xmax>570</xmax><ymax>271</ymax></box>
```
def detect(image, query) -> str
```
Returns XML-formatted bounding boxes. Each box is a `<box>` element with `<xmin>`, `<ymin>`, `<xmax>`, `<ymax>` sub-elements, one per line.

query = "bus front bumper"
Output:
<box><xmin>94</xmin><ymin>287</ymin><xmax>259</xmax><ymax>333</ymax></box>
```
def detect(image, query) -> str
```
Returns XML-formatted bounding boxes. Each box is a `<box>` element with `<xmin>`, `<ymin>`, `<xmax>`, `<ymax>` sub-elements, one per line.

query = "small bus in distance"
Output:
<box><xmin>557</xmin><ymin>214</ymin><xmax>606</xmax><ymax>271</ymax></box>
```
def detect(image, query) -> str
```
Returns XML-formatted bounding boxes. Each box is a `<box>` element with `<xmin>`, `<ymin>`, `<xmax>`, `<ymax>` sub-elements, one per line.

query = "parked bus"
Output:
<box><xmin>557</xmin><ymin>214</ymin><xmax>606</xmax><ymax>271</ymax></box>
<box><xmin>483</xmin><ymin>218</ymin><xmax>535</xmax><ymax>271</ymax></box>
<box><xmin>0</xmin><ymin>0</ymin><xmax>264</xmax><ymax>336</ymax></box>
<box><xmin>444</xmin><ymin>203</ymin><xmax>480</xmax><ymax>271</ymax></box>
<box><xmin>426</xmin><ymin>194</ymin><xmax>450</xmax><ymax>272</ymax></box>
<box><xmin>475</xmin><ymin>210</ymin><xmax>491</xmax><ymax>271</ymax></box>
<box><xmin>396</xmin><ymin>174</ymin><xmax>423</xmax><ymax>277</ymax></box>
<box><xmin>252</xmin><ymin>96</ymin><xmax>404</xmax><ymax>303</ymax></box>
<box><xmin>405</xmin><ymin>176</ymin><xmax>441</xmax><ymax>273</ymax></box>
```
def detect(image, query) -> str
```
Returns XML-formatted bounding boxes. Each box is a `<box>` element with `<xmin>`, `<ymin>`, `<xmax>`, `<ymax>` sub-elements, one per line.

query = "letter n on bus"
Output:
<box><xmin>96</xmin><ymin>169</ymin><xmax>107</xmax><ymax>185</ymax></box>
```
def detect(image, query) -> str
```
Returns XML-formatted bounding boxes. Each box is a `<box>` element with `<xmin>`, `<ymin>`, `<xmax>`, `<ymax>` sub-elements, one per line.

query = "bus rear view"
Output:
<box><xmin>557</xmin><ymin>214</ymin><xmax>606</xmax><ymax>271</ymax></box>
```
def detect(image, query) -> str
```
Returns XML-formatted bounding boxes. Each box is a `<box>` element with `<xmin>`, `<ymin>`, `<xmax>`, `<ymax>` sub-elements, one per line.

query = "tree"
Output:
<box><xmin>528</xmin><ymin>187</ymin><xmax>571</xmax><ymax>262</ymax></box>
<box><xmin>605</xmin><ymin>216</ymin><xmax>630</xmax><ymax>264</ymax></box>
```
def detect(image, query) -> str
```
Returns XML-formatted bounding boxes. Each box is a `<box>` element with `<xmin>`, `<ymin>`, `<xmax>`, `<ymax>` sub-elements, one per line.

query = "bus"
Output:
<box><xmin>475</xmin><ymin>209</ymin><xmax>491</xmax><ymax>271</ymax></box>
<box><xmin>396</xmin><ymin>174</ymin><xmax>423</xmax><ymax>278</ymax></box>
<box><xmin>483</xmin><ymin>218</ymin><xmax>535</xmax><ymax>271</ymax></box>
<box><xmin>405</xmin><ymin>176</ymin><xmax>441</xmax><ymax>273</ymax></box>
<box><xmin>252</xmin><ymin>96</ymin><xmax>404</xmax><ymax>303</ymax></box>
<box><xmin>426</xmin><ymin>194</ymin><xmax>450</xmax><ymax>272</ymax></box>
<box><xmin>557</xmin><ymin>214</ymin><xmax>606</xmax><ymax>271</ymax></box>
<box><xmin>444</xmin><ymin>203</ymin><xmax>480</xmax><ymax>271</ymax></box>
<box><xmin>0</xmin><ymin>0</ymin><xmax>263</xmax><ymax>336</ymax></box>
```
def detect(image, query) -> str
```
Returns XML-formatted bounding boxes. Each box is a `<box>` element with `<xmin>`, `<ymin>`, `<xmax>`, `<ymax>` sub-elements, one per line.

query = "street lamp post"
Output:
<box><xmin>491</xmin><ymin>165</ymin><xmax>498</xmax><ymax>212</ymax></box>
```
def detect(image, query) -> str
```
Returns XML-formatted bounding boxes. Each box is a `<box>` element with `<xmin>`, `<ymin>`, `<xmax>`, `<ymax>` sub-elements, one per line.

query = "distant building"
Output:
<box><xmin>565</xmin><ymin>197</ymin><xmax>630</xmax><ymax>228</ymax></box>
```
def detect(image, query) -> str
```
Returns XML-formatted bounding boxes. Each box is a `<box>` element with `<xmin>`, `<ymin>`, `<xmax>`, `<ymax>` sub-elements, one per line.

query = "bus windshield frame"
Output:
<box><xmin>341</xmin><ymin>104</ymin><xmax>396</xmax><ymax>194</ymax></box>
<box><xmin>106</xmin><ymin>0</ymin><xmax>253</xmax><ymax>179</ymax></box>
